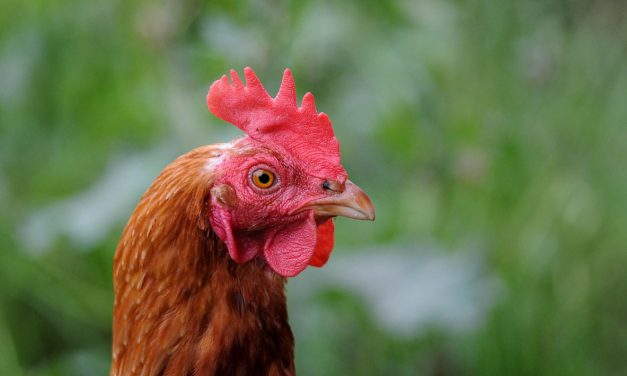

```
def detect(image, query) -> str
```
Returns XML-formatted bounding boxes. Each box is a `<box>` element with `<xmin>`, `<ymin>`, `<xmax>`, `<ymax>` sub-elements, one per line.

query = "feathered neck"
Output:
<box><xmin>111</xmin><ymin>145</ymin><xmax>295</xmax><ymax>376</ymax></box>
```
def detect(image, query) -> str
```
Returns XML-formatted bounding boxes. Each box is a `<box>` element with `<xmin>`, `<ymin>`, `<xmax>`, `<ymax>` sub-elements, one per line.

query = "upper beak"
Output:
<box><xmin>306</xmin><ymin>180</ymin><xmax>375</xmax><ymax>221</ymax></box>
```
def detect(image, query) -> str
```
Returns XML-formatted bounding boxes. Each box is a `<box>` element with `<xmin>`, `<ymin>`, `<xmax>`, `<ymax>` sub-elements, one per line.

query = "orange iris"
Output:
<box><xmin>252</xmin><ymin>169</ymin><xmax>275</xmax><ymax>189</ymax></box>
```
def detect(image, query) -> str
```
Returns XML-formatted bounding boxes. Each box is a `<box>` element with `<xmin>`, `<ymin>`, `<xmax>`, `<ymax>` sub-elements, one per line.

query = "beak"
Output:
<box><xmin>306</xmin><ymin>180</ymin><xmax>375</xmax><ymax>221</ymax></box>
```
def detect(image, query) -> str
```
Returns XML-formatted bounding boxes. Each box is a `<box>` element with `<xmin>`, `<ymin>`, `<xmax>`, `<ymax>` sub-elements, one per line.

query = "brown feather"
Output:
<box><xmin>111</xmin><ymin>145</ymin><xmax>295</xmax><ymax>376</ymax></box>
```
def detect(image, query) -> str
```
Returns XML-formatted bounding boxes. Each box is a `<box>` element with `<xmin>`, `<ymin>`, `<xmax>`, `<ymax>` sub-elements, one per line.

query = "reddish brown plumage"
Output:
<box><xmin>111</xmin><ymin>146</ymin><xmax>295</xmax><ymax>376</ymax></box>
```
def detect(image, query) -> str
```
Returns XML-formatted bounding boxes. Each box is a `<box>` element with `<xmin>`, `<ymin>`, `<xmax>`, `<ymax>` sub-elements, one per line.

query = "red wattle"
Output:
<box><xmin>263</xmin><ymin>213</ymin><xmax>317</xmax><ymax>277</ymax></box>
<box><xmin>308</xmin><ymin>219</ymin><xmax>334</xmax><ymax>267</ymax></box>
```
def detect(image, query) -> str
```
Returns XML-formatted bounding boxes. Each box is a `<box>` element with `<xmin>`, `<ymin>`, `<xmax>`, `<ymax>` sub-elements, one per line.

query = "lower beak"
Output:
<box><xmin>307</xmin><ymin>180</ymin><xmax>375</xmax><ymax>221</ymax></box>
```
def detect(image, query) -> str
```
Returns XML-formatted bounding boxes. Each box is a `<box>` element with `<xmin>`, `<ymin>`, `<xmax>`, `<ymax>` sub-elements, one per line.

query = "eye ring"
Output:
<box><xmin>251</xmin><ymin>168</ymin><xmax>276</xmax><ymax>189</ymax></box>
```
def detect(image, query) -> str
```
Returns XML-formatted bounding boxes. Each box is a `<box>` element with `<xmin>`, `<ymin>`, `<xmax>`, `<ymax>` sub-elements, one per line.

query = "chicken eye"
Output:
<box><xmin>251</xmin><ymin>169</ymin><xmax>275</xmax><ymax>189</ymax></box>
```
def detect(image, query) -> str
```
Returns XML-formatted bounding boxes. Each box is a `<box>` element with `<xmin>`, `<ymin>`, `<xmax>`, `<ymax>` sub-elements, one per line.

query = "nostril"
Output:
<box><xmin>322</xmin><ymin>180</ymin><xmax>344</xmax><ymax>193</ymax></box>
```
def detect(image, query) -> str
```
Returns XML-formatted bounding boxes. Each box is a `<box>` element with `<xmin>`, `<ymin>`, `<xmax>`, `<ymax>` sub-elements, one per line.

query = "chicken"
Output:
<box><xmin>111</xmin><ymin>67</ymin><xmax>375</xmax><ymax>376</ymax></box>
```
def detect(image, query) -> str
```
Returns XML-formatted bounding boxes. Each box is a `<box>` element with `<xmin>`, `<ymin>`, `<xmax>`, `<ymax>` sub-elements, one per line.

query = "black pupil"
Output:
<box><xmin>258</xmin><ymin>173</ymin><xmax>270</xmax><ymax>184</ymax></box>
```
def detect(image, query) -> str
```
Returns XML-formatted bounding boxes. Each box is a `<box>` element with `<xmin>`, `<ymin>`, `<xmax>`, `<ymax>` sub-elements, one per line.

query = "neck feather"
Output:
<box><xmin>111</xmin><ymin>145</ymin><xmax>294</xmax><ymax>376</ymax></box>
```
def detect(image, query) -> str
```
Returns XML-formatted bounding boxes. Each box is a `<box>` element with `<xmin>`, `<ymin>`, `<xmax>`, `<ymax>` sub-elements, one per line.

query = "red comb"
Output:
<box><xmin>207</xmin><ymin>67</ymin><xmax>346</xmax><ymax>180</ymax></box>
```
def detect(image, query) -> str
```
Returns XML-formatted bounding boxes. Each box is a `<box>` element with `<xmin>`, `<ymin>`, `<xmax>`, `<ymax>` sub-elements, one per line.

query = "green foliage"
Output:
<box><xmin>1</xmin><ymin>0</ymin><xmax>626</xmax><ymax>374</ymax></box>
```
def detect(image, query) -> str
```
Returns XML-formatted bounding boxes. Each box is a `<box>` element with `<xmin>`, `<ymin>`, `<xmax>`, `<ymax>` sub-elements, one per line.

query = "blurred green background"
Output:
<box><xmin>1</xmin><ymin>0</ymin><xmax>627</xmax><ymax>375</ymax></box>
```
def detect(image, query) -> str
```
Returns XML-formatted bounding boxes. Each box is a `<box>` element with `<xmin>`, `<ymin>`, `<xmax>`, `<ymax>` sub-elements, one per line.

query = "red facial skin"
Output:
<box><xmin>208</xmin><ymin>138</ymin><xmax>342</xmax><ymax>277</ymax></box>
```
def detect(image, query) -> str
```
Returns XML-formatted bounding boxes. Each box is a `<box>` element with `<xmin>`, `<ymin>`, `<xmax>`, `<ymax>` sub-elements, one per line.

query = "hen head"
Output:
<box><xmin>206</xmin><ymin>67</ymin><xmax>374</xmax><ymax>277</ymax></box>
